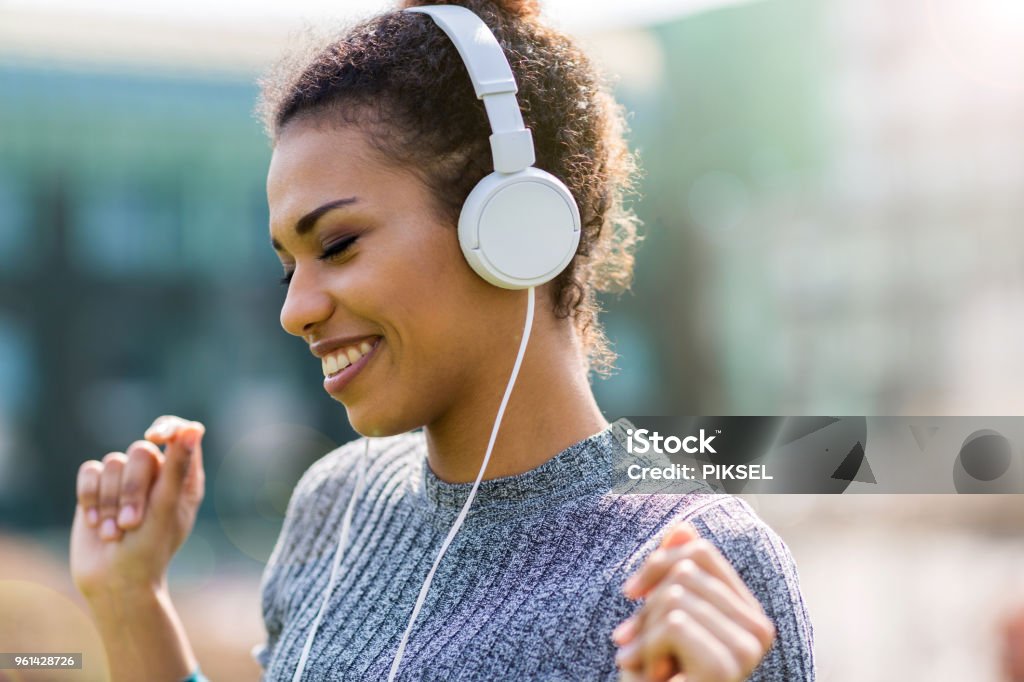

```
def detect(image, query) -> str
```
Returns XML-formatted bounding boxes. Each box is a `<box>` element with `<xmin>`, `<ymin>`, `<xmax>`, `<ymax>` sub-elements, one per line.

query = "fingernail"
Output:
<box><xmin>86</xmin><ymin>507</ymin><xmax>98</xmax><ymax>526</ymax></box>
<box><xmin>152</xmin><ymin>421</ymin><xmax>172</xmax><ymax>438</ymax></box>
<box><xmin>615</xmin><ymin>643</ymin><xmax>636</xmax><ymax>666</ymax></box>
<box><xmin>623</xmin><ymin>576</ymin><xmax>639</xmax><ymax>596</ymax></box>
<box><xmin>101</xmin><ymin>518</ymin><xmax>117</xmax><ymax>539</ymax></box>
<box><xmin>118</xmin><ymin>505</ymin><xmax>136</xmax><ymax>526</ymax></box>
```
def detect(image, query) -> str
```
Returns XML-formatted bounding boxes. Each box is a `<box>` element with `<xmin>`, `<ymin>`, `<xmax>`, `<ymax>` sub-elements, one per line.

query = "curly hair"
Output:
<box><xmin>257</xmin><ymin>0</ymin><xmax>642</xmax><ymax>377</ymax></box>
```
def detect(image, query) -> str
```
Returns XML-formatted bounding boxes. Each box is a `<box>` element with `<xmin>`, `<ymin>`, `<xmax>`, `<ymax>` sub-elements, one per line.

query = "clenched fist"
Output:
<box><xmin>614</xmin><ymin>523</ymin><xmax>776</xmax><ymax>682</ymax></box>
<box><xmin>70</xmin><ymin>416</ymin><xmax>206</xmax><ymax>601</ymax></box>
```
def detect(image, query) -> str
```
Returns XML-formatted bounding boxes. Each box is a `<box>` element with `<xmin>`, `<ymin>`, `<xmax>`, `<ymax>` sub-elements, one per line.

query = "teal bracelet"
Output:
<box><xmin>180</xmin><ymin>667</ymin><xmax>210</xmax><ymax>682</ymax></box>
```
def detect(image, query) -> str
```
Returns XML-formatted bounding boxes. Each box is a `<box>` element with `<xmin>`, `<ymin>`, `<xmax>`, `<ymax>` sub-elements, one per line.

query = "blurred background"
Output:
<box><xmin>2</xmin><ymin>0</ymin><xmax>1024</xmax><ymax>679</ymax></box>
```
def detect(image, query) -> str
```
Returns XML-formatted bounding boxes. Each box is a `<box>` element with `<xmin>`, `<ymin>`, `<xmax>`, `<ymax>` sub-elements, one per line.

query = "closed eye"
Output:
<box><xmin>279</xmin><ymin>235</ymin><xmax>360</xmax><ymax>287</ymax></box>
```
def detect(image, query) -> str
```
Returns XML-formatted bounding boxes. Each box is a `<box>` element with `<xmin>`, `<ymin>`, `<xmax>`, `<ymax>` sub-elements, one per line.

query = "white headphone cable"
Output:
<box><xmin>291</xmin><ymin>436</ymin><xmax>370</xmax><ymax>682</ymax></box>
<box><xmin>291</xmin><ymin>287</ymin><xmax>536</xmax><ymax>681</ymax></box>
<box><xmin>387</xmin><ymin>285</ymin><xmax>535</xmax><ymax>681</ymax></box>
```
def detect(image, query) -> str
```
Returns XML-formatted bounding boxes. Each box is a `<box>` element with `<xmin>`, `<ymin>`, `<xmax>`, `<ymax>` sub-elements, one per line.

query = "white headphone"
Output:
<box><xmin>292</xmin><ymin>6</ymin><xmax>573</xmax><ymax>680</ymax></box>
<box><xmin>408</xmin><ymin>4</ymin><xmax>582</xmax><ymax>289</ymax></box>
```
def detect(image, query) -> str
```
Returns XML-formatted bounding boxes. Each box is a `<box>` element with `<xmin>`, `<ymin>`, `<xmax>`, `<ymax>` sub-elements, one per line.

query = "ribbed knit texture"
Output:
<box><xmin>253</xmin><ymin>419</ymin><xmax>815</xmax><ymax>680</ymax></box>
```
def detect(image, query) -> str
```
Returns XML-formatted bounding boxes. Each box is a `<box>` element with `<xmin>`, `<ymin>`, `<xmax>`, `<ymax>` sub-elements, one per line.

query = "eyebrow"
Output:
<box><xmin>271</xmin><ymin>197</ymin><xmax>359</xmax><ymax>251</ymax></box>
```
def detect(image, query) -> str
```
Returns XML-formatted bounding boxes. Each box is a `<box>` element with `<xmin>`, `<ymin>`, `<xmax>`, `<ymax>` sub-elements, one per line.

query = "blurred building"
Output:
<box><xmin>619</xmin><ymin>0</ymin><xmax>1024</xmax><ymax>416</ymax></box>
<box><xmin>810</xmin><ymin>0</ymin><xmax>1024</xmax><ymax>415</ymax></box>
<box><xmin>0</xmin><ymin>64</ymin><xmax>348</xmax><ymax>528</ymax></box>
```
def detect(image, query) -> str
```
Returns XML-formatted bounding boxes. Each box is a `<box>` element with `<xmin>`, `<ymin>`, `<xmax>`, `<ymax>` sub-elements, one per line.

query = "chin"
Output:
<box><xmin>343</xmin><ymin>399</ymin><xmax>422</xmax><ymax>439</ymax></box>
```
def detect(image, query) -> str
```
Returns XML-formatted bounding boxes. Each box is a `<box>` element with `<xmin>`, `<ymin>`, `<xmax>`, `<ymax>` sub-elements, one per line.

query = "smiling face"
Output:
<box><xmin>267</xmin><ymin>118</ymin><xmax>527</xmax><ymax>437</ymax></box>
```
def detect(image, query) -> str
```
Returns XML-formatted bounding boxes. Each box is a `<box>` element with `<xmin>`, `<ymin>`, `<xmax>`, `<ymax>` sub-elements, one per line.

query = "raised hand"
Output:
<box><xmin>613</xmin><ymin>522</ymin><xmax>776</xmax><ymax>682</ymax></box>
<box><xmin>70</xmin><ymin>416</ymin><xmax>206</xmax><ymax>600</ymax></box>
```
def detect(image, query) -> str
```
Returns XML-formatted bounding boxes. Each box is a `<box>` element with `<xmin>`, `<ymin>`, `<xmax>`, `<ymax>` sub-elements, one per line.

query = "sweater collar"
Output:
<box><xmin>416</xmin><ymin>418</ymin><xmax>631</xmax><ymax>515</ymax></box>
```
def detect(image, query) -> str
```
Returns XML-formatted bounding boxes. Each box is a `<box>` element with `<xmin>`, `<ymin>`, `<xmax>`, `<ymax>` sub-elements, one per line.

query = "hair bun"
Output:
<box><xmin>400</xmin><ymin>0</ymin><xmax>541</xmax><ymax>21</ymax></box>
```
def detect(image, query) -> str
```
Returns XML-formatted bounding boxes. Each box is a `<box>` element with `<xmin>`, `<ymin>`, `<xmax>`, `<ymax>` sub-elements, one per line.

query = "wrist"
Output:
<box><xmin>83</xmin><ymin>575</ymin><xmax>168</xmax><ymax>607</ymax></box>
<box><xmin>84</xmin><ymin>578</ymin><xmax>197</xmax><ymax>681</ymax></box>
<box><xmin>84</xmin><ymin>577</ymin><xmax>172</xmax><ymax>627</ymax></box>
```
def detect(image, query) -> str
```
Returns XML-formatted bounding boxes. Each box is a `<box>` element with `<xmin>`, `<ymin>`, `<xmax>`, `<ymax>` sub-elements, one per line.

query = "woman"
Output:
<box><xmin>70</xmin><ymin>1</ymin><xmax>815</xmax><ymax>680</ymax></box>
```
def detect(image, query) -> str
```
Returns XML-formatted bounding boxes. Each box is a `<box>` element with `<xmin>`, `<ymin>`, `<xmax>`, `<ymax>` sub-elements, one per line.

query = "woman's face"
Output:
<box><xmin>267</xmin><ymin>119</ymin><xmax>523</xmax><ymax>436</ymax></box>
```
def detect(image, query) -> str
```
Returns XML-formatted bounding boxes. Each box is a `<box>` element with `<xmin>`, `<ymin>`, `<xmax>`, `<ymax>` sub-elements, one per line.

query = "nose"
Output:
<box><xmin>279</xmin><ymin>266</ymin><xmax>334</xmax><ymax>337</ymax></box>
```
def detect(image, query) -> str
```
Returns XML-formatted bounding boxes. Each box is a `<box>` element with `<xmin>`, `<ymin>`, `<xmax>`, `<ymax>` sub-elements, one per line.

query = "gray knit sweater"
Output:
<box><xmin>253</xmin><ymin>419</ymin><xmax>815</xmax><ymax>680</ymax></box>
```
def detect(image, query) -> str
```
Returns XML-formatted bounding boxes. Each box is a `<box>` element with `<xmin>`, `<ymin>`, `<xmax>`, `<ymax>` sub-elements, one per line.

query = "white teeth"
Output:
<box><xmin>321</xmin><ymin>339</ymin><xmax>378</xmax><ymax>378</ymax></box>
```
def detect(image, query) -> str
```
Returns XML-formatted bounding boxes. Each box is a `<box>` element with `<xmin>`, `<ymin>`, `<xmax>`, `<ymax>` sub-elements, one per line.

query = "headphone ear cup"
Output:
<box><xmin>458</xmin><ymin>167</ymin><xmax>582</xmax><ymax>289</ymax></box>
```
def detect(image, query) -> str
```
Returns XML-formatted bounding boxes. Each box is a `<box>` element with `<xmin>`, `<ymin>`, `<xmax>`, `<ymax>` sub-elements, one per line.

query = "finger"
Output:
<box><xmin>181</xmin><ymin>422</ymin><xmax>206</xmax><ymax>497</ymax></box>
<box><xmin>616</xmin><ymin>638</ymin><xmax>678</xmax><ymax>682</ymax></box>
<box><xmin>612</xmin><ymin>614</ymin><xmax>639</xmax><ymax>646</ymax></box>
<box><xmin>617</xmin><ymin>668</ymin><xmax>644</xmax><ymax>682</ymax></box>
<box><xmin>617</xmin><ymin>611</ymin><xmax>741</xmax><ymax>682</ymax></box>
<box><xmin>652</xmin><ymin>558</ymin><xmax>776</xmax><ymax>650</ymax></box>
<box><xmin>98</xmin><ymin>453</ymin><xmax>127</xmax><ymax>541</ymax></box>
<box><xmin>622</xmin><ymin>577</ymin><xmax>739</xmax><ymax>676</ymax></box>
<box><xmin>626</xmin><ymin>539</ymin><xmax>762</xmax><ymax>611</ymax></box>
<box><xmin>151</xmin><ymin>421</ymin><xmax>206</xmax><ymax>512</ymax></box>
<box><xmin>649</xmin><ymin>656</ymin><xmax>679</xmax><ymax>682</ymax></box>
<box><xmin>76</xmin><ymin>461</ymin><xmax>103</xmax><ymax>527</ymax></box>
<box><xmin>144</xmin><ymin>414</ymin><xmax>192</xmax><ymax>446</ymax></box>
<box><xmin>614</xmin><ymin>605</ymin><xmax>658</xmax><ymax>674</ymax></box>
<box><xmin>117</xmin><ymin>441</ymin><xmax>163</xmax><ymax>530</ymax></box>
<box><xmin>642</xmin><ymin>580</ymin><xmax>768</xmax><ymax>677</ymax></box>
<box><xmin>616</xmin><ymin>531</ymin><xmax>700</xmax><ymax>646</ymax></box>
<box><xmin>622</xmin><ymin>522</ymin><xmax>700</xmax><ymax>599</ymax></box>
<box><xmin>682</xmin><ymin>538</ymin><xmax>764</xmax><ymax>611</ymax></box>
<box><xmin>660</xmin><ymin>521</ymin><xmax>699</xmax><ymax>550</ymax></box>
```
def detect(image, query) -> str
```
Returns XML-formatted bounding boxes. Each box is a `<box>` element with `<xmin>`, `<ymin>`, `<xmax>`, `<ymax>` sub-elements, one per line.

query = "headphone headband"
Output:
<box><xmin>405</xmin><ymin>5</ymin><xmax>536</xmax><ymax>174</ymax></box>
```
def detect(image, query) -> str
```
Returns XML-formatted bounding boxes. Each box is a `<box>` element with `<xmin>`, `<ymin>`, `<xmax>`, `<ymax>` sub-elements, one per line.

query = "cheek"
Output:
<box><xmin>383</xmin><ymin>233</ymin><xmax>495</xmax><ymax>369</ymax></box>
<box><xmin>396</xmin><ymin>262</ymin><xmax>477</xmax><ymax>350</ymax></box>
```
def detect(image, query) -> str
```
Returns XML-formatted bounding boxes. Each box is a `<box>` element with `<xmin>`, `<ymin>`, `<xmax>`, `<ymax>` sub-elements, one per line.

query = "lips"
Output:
<box><xmin>321</xmin><ymin>336</ymin><xmax>382</xmax><ymax>395</ymax></box>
